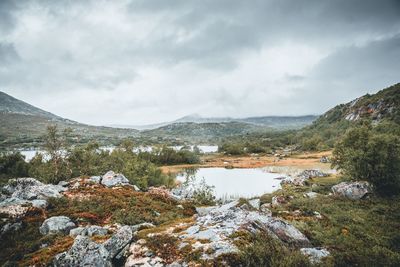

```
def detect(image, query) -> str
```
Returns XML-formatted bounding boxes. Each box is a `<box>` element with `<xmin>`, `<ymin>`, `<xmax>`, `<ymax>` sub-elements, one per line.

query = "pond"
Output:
<box><xmin>176</xmin><ymin>167</ymin><xmax>284</xmax><ymax>200</ymax></box>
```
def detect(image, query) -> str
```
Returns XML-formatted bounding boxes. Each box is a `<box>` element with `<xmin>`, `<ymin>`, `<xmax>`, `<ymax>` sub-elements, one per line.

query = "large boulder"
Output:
<box><xmin>53</xmin><ymin>235</ymin><xmax>111</xmax><ymax>267</ymax></box>
<box><xmin>265</xmin><ymin>218</ymin><xmax>311</xmax><ymax>247</ymax></box>
<box><xmin>331</xmin><ymin>181</ymin><xmax>371</xmax><ymax>200</ymax></box>
<box><xmin>103</xmin><ymin>226</ymin><xmax>133</xmax><ymax>258</ymax></box>
<box><xmin>39</xmin><ymin>216</ymin><xmax>76</xmax><ymax>235</ymax></box>
<box><xmin>101</xmin><ymin>171</ymin><xmax>130</xmax><ymax>187</ymax></box>
<box><xmin>3</xmin><ymin>178</ymin><xmax>66</xmax><ymax>200</ymax></box>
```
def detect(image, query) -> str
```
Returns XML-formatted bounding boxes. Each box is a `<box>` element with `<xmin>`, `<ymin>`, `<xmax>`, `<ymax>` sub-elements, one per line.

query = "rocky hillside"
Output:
<box><xmin>315</xmin><ymin>83</ymin><xmax>400</xmax><ymax>125</ymax></box>
<box><xmin>0</xmin><ymin>91</ymin><xmax>139</xmax><ymax>149</ymax></box>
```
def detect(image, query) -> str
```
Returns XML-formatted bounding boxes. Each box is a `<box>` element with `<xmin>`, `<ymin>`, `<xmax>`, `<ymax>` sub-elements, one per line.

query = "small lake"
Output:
<box><xmin>176</xmin><ymin>167</ymin><xmax>284</xmax><ymax>200</ymax></box>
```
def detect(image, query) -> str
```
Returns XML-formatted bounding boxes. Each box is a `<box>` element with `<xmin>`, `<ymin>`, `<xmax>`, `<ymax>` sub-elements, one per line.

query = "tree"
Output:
<box><xmin>332</xmin><ymin>124</ymin><xmax>400</xmax><ymax>196</ymax></box>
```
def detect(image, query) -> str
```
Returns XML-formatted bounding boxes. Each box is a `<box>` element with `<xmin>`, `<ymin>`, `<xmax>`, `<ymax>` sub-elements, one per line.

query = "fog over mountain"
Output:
<box><xmin>1</xmin><ymin>0</ymin><xmax>399</xmax><ymax>125</ymax></box>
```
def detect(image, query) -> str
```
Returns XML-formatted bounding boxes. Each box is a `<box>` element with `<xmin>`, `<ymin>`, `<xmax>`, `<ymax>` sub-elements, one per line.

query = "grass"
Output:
<box><xmin>259</xmin><ymin>175</ymin><xmax>400</xmax><ymax>266</ymax></box>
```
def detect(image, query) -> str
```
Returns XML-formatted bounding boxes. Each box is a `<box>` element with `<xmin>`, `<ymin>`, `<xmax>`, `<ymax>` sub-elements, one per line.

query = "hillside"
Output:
<box><xmin>296</xmin><ymin>83</ymin><xmax>400</xmax><ymax>149</ymax></box>
<box><xmin>0</xmin><ymin>91</ymin><xmax>139</xmax><ymax>149</ymax></box>
<box><xmin>119</xmin><ymin>114</ymin><xmax>317</xmax><ymax>130</ymax></box>
<box><xmin>141</xmin><ymin>121</ymin><xmax>273</xmax><ymax>143</ymax></box>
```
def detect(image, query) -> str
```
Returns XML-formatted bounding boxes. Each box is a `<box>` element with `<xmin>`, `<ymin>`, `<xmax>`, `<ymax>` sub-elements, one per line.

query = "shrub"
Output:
<box><xmin>332</xmin><ymin>124</ymin><xmax>400</xmax><ymax>196</ymax></box>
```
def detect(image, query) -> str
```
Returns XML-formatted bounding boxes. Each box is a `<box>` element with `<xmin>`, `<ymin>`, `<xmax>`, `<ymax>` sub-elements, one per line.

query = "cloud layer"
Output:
<box><xmin>1</xmin><ymin>0</ymin><xmax>399</xmax><ymax>125</ymax></box>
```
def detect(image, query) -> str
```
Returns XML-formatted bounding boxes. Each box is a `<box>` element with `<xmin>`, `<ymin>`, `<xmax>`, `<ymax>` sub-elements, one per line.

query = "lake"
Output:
<box><xmin>176</xmin><ymin>167</ymin><xmax>284</xmax><ymax>200</ymax></box>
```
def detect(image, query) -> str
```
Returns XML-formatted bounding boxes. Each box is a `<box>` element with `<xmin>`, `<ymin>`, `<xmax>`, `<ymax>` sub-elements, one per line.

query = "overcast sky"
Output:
<box><xmin>1</xmin><ymin>0</ymin><xmax>399</xmax><ymax>125</ymax></box>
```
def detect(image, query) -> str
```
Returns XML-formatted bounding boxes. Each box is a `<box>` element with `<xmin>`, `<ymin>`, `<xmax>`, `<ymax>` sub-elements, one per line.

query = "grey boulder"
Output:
<box><xmin>101</xmin><ymin>171</ymin><xmax>130</xmax><ymax>187</ymax></box>
<box><xmin>331</xmin><ymin>181</ymin><xmax>371</xmax><ymax>200</ymax></box>
<box><xmin>103</xmin><ymin>225</ymin><xmax>133</xmax><ymax>258</ymax></box>
<box><xmin>300</xmin><ymin>247</ymin><xmax>330</xmax><ymax>263</ymax></box>
<box><xmin>40</xmin><ymin>216</ymin><xmax>76</xmax><ymax>235</ymax></box>
<box><xmin>53</xmin><ymin>235</ymin><xmax>111</xmax><ymax>267</ymax></box>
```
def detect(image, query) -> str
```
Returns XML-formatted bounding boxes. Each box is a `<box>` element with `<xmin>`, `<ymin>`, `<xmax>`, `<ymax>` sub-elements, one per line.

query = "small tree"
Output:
<box><xmin>332</xmin><ymin>125</ymin><xmax>400</xmax><ymax>196</ymax></box>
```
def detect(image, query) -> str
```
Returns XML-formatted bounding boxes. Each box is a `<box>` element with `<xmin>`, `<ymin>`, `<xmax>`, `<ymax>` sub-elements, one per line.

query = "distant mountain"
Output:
<box><xmin>0</xmin><ymin>92</ymin><xmax>62</xmax><ymax>120</ymax></box>
<box><xmin>118</xmin><ymin>114</ymin><xmax>317</xmax><ymax>130</ymax></box>
<box><xmin>141</xmin><ymin>121</ymin><xmax>272</xmax><ymax>143</ymax></box>
<box><xmin>0</xmin><ymin>91</ymin><xmax>139</xmax><ymax>149</ymax></box>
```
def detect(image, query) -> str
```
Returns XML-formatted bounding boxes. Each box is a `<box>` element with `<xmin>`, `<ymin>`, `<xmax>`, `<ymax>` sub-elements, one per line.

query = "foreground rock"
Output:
<box><xmin>40</xmin><ymin>216</ymin><xmax>76</xmax><ymax>235</ymax></box>
<box><xmin>282</xmin><ymin>169</ymin><xmax>328</xmax><ymax>186</ymax></box>
<box><xmin>300</xmin><ymin>247</ymin><xmax>330</xmax><ymax>263</ymax></box>
<box><xmin>125</xmin><ymin>200</ymin><xmax>310</xmax><ymax>264</ymax></box>
<box><xmin>331</xmin><ymin>181</ymin><xmax>371</xmax><ymax>200</ymax></box>
<box><xmin>101</xmin><ymin>171</ymin><xmax>130</xmax><ymax>187</ymax></box>
<box><xmin>54</xmin><ymin>225</ymin><xmax>133</xmax><ymax>266</ymax></box>
<box><xmin>69</xmin><ymin>225</ymin><xmax>108</xmax><ymax>237</ymax></box>
<box><xmin>0</xmin><ymin>178</ymin><xmax>67</xmax><ymax>217</ymax></box>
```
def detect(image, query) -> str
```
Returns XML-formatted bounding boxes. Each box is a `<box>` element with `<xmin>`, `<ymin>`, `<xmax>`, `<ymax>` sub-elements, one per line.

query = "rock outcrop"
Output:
<box><xmin>331</xmin><ymin>181</ymin><xmax>371</xmax><ymax>200</ymax></box>
<box><xmin>101</xmin><ymin>171</ymin><xmax>130</xmax><ymax>187</ymax></box>
<box><xmin>39</xmin><ymin>216</ymin><xmax>76</xmax><ymax>235</ymax></box>
<box><xmin>54</xmin><ymin>225</ymin><xmax>133</xmax><ymax>266</ymax></box>
<box><xmin>282</xmin><ymin>169</ymin><xmax>328</xmax><ymax>186</ymax></box>
<box><xmin>300</xmin><ymin>247</ymin><xmax>330</xmax><ymax>263</ymax></box>
<box><xmin>0</xmin><ymin>178</ymin><xmax>67</xmax><ymax>217</ymax></box>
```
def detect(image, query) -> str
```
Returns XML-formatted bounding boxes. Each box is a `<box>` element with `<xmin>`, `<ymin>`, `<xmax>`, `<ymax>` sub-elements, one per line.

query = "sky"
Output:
<box><xmin>0</xmin><ymin>0</ymin><xmax>399</xmax><ymax>126</ymax></box>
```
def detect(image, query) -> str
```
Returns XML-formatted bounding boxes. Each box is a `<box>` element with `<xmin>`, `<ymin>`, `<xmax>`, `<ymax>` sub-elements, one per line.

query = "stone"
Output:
<box><xmin>300</xmin><ymin>247</ymin><xmax>330</xmax><ymax>263</ymax></box>
<box><xmin>304</xmin><ymin>192</ymin><xmax>319</xmax><ymax>199</ymax></box>
<box><xmin>195</xmin><ymin>206</ymin><xmax>214</xmax><ymax>216</ymax></box>
<box><xmin>266</xmin><ymin>218</ymin><xmax>311</xmax><ymax>247</ymax></box>
<box><xmin>4</xmin><ymin>178</ymin><xmax>66</xmax><ymax>200</ymax></box>
<box><xmin>133</xmin><ymin>185</ymin><xmax>140</xmax><ymax>191</ymax></box>
<box><xmin>101</xmin><ymin>171</ymin><xmax>130</xmax><ymax>187</ymax></box>
<box><xmin>53</xmin><ymin>235</ymin><xmax>111</xmax><ymax>267</ymax></box>
<box><xmin>272</xmin><ymin>196</ymin><xmax>287</xmax><ymax>207</ymax></box>
<box><xmin>260</xmin><ymin>203</ymin><xmax>272</xmax><ymax>216</ymax></box>
<box><xmin>69</xmin><ymin>227</ymin><xmax>87</xmax><ymax>237</ymax></box>
<box><xmin>1</xmin><ymin>222</ymin><xmax>22</xmax><ymax>236</ymax></box>
<box><xmin>31</xmin><ymin>199</ymin><xmax>47</xmax><ymax>209</ymax></box>
<box><xmin>130</xmin><ymin>222</ymin><xmax>155</xmax><ymax>233</ymax></box>
<box><xmin>86</xmin><ymin>225</ymin><xmax>108</xmax><ymax>237</ymax></box>
<box><xmin>103</xmin><ymin>225</ymin><xmax>133</xmax><ymax>258</ymax></box>
<box><xmin>281</xmin><ymin>170</ymin><xmax>328</xmax><ymax>186</ymax></box>
<box><xmin>185</xmin><ymin>225</ymin><xmax>200</xmax><ymax>235</ymax></box>
<box><xmin>39</xmin><ymin>216</ymin><xmax>76</xmax><ymax>235</ymax></box>
<box><xmin>320</xmin><ymin>156</ymin><xmax>330</xmax><ymax>163</ymax></box>
<box><xmin>248</xmin><ymin>198</ymin><xmax>260</xmax><ymax>209</ymax></box>
<box><xmin>89</xmin><ymin>176</ymin><xmax>101</xmax><ymax>183</ymax></box>
<box><xmin>331</xmin><ymin>181</ymin><xmax>371</xmax><ymax>200</ymax></box>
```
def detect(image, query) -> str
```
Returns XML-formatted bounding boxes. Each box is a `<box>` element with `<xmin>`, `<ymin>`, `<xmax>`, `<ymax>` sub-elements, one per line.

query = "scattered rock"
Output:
<box><xmin>69</xmin><ymin>226</ymin><xmax>87</xmax><ymax>237</ymax></box>
<box><xmin>260</xmin><ymin>203</ymin><xmax>272</xmax><ymax>216</ymax></box>
<box><xmin>248</xmin><ymin>198</ymin><xmax>260</xmax><ymax>209</ymax></box>
<box><xmin>300</xmin><ymin>247</ymin><xmax>330</xmax><ymax>263</ymax></box>
<box><xmin>39</xmin><ymin>216</ymin><xmax>76</xmax><ymax>235</ymax></box>
<box><xmin>320</xmin><ymin>156</ymin><xmax>330</xmax><ymax>163</ymax></box>
<box><xmin>101</xmin><ymin>171</ymin><xmax>130</xmax><ymax>187</ymax></box>
<box><xmin>31</xmin><ymin>199</ymin><xmax>47</xmax><ymax>209</ymax></box>
<box><xmin>272</xmin><ymin>195</ymin><xmax>288</xmax><ymax>207</ymax></box>
<box><xmin>282</xmin><ymin>170</ymin><xmax>328</xmax><ymax>186</ymax></box>
<box><xmin>86</xmin><ymin>225</ymin><xmax>108</xmax><ymax>236</ymax></box>
<box><xmin>331</xmin><ymin>181</ymin><xmax>371</xmax><ymax>200</ymax></box>
<box><xmin>304</xmin><ymin>192</ymin><xmax>319</xmax><ymax>199</ymax></box>
<box><xmin>266</xmin><ymin>218</ymin><xmax>311</xmax><ymax>247</ymax></box>
<box><xmin>54</xmin><ymin>235</ymin><xmax>111</xmax><ymax>267</ymax></box>
<box><xmin>4</xmin><ymin>178</ymin><xmax>66</xmax><ymax>200</ymax></box>
<box><xmin>130</xmin><ymin>222</ymin><xmax>155</xmax><ymax>233</ymax></box>
<box><xmin>89</xmin><ymin>176</ymin><xmax>101</xmax><ymax>184</ymax></box>
<box><xmin>103</xmin><ymin>225</ymin><xmax>133</xmax><ymax>258</ymax></box>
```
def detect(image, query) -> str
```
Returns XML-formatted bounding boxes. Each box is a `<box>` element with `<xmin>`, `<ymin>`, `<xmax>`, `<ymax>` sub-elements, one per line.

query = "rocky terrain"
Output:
<box><xmin>1</xmin><ymin>167</ymin><xmax>381</xmax><ymax>266</ymax></box>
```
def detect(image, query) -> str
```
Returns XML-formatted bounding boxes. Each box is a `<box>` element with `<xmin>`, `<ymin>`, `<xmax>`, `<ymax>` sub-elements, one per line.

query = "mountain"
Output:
<box><xmin>119</xmin><ymin>114</ymin><xmax>317</xmax><ymax>130</ymax></box>
<box><xmin>141</xmin><ymin>121</ymin><xmax>273</xmax><ymax>143</ymax></box>
<box><xmin>0</xmin><ymin>91</ymin><xmax>139</xmax><ymax>149</ymax></box>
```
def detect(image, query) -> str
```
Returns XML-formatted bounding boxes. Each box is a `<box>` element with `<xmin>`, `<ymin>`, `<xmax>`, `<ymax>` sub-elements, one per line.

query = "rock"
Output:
<box><xmin>31</xmin><ymin>199</ymin><xmax>47</xmax><ymax>209</ymax></box>
<box><xmin>195</xmin><ymin>206</ymin><xmax>214</xmax><ymax>216</ymax></box>
<box><xmin>130</xmin><ymin>222</ymin><xmax>155</xmax><ymax>233</ymax></box>
<box><xmin>320</xmin><ymin>156</ymin><xmax>330</xmax><ymax>163</ymax></box>
<box><xmin>39</xmin><ymin>216</ymin><xmax>76</xmax><ymax>235</ymax></box>
<box><xmin>148</xmin><ymin>186</ymin><xmax>177</xmax><ymax>201</ymax></box>
<box><xmin>282</xmin><ymin>170</ymin><xmax>328</xmax><ymax>186</ymax></box>
<box><xmin>86</xmin><ymin>225</ymin><xmax>108</xmax><ymax>237</ymax></box>
<box><xmin>69</xmin><ymin>227</ymin><xmax>87</xmax><ymax>237</ymax></box>
<box><xmin>185</xmin><ymin>225</ymin><xmax>200</xmax><ymax>235</ymax></box>
<box><xmin>4</xmin><ymin>178</ymin><xmax>66</xmax><ymax>200</ymax></box>
<box><xmin>53</xmin><ymin>235</ymin><xmax>111</xmax><ymax>267</ymax></box>
<box><xmin>266</xmin><ymin>218</ymin><xmax>311</xmax><ymax>247</ymax></box>
<box><xmin>1</xmin><ymin>222</ymin><xmax>22</xmax><ymax>236</ymax></box>
<box><xmin>0</xmin><ymin>197</ymin><xmax>31</xmax><ymax>217</ymax></box>
<box><xmin>260</xmin><ymin>203</ymin><xmax>272</xmax><ymax>216</ymax></box>
<box><xmin>103</xmin><ymin>225</ymin><xmax>133</xmax><ymax>258</ymax></box>
<box><xmin>133</xmin><ymin>185</ymin><xmax>140</xmax><ymax>191</ymax></box>
<box><xmin>89</xmin><ymin>176</ymin><xmax>101</xmax><ymax>184</ymax></box>
<box><xmin>304</xmin><ymin>192</ymin><xmax>319</xmax><ymax>199</ymax></box>
<box><xmin>272</xmin><ymin>196</ymin><xmax>287</xmax><ymax>207</ymax></box>
<box><xmin>101</xmin><ymin>171</ymin><xmax>130</xmax><ymax>187</ymax></box>
<box><xmin>176</xmin><ymin>204</ymin><xmax>184</xmax><ymax>209</ymax></box>
<box><xmin>249</xmin><ymin>198</ymin><xmax>260</xmax><ymax>209</ymax></box>
<box><xmin>300</xmin><ymin>247</ymin><xmax>330</xmax><ymax>263</ymax></box>
<box><xmin>58</xmin><ymin>181</ymin><xmax>69</xmax><ymax>187</ymax></box>
<box><xmin>331</xmin><ymin>181</ymin><xmax>371</xmax><ymax>200</ymax></box>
